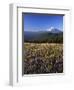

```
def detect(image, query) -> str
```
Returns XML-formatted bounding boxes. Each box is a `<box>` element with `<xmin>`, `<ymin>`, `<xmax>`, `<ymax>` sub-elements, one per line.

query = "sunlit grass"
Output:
<box><xmin>24</xmin><ymin>43</ymin><xmax>63</xmax><ymax>74</ymax></box>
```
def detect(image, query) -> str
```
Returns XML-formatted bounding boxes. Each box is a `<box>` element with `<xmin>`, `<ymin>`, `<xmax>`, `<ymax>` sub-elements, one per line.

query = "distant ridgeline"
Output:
<box><xmin>24</xmin><ymin>29</ymin><xmax>63</xmax><ymax>43</ymax></box>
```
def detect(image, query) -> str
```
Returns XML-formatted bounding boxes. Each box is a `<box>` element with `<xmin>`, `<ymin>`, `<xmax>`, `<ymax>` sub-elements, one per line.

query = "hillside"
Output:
<box><xmin>24</xmin><ymin>30</ymin><xmax>63</xmax><ymax>43</ymax></box>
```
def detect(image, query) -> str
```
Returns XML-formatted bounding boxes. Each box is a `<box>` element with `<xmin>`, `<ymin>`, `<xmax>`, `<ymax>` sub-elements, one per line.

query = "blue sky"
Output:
<box><xmin>23</xmin><ymin>13</ymin><xmax>63</xmax><ymax>32</ymax></box>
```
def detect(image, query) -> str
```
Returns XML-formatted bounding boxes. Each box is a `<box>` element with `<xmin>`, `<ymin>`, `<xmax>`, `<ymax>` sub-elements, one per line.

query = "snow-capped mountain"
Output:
<box><xmin>47</xmin><ymin>27</ymin><xmax>62</xmax><ymax>33</ymax></box>
<box><xmin>24</xmin><ymin>27</ymin><xmax>63</xmax><ymax>43</ymax></box>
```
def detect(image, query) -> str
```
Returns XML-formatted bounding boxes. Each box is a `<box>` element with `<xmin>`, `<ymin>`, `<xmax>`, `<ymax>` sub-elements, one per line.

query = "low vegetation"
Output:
<box><xmin>24</xmin><ymin>43</ymin><xmax>63</xmax><ymax>74</ymax></box>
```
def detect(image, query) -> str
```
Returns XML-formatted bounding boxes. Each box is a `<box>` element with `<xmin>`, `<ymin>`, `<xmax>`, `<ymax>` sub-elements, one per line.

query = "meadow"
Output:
<box><xmin>24</xmin><ymin>43</ymin><xmax>63</xmax><ymax>74</ymax></box>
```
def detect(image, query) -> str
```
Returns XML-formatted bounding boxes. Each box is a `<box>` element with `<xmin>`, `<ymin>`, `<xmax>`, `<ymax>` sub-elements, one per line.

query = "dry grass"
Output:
<box><xmin>24</xmin><ymin>43</ymin><xmax>63</xmax><ymax>74</ymax></box>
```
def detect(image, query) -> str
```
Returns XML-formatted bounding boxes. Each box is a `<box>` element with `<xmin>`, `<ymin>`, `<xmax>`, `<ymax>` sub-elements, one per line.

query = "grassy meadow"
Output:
<box><xmin>24</xmin><ymin>43</ymin><xmax>63</xmax><ymax>74</ymax></box>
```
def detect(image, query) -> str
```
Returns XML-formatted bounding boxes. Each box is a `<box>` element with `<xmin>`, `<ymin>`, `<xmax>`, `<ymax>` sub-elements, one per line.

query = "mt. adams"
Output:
<box><xmin>24</xmin><ymin>27</ymin><xmax>63</xmax><ymax>42</ymax></box>
<box><xmin>46</xmin><ymin>27</ymin><xmax>62</xmax><ymax>33</ymax></box>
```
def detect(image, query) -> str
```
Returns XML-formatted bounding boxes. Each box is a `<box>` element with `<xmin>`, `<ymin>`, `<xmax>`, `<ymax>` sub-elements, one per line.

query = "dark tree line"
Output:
<box><xmin>24</xmin><ymin>33</ymin><xmax>63</xmax><ymax>43</ymax></box>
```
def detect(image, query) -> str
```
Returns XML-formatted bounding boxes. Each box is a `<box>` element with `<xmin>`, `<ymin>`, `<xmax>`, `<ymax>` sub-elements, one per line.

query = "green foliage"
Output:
<box><xmin>24</xmin><ymin>33</ymin><xmax>63</xmax><ymax>43</ymax></box>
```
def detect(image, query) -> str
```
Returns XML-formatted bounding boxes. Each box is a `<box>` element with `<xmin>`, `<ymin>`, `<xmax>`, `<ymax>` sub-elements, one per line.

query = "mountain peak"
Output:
<box><xmin>47</xmin><ymin>27</ymin><xmax>62</xmax><ymax>33</ymax></box>
<box><xmin>47</xmin><ymin>27</ymin><xmax>54</xmax><ymax>31</ymax></box>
